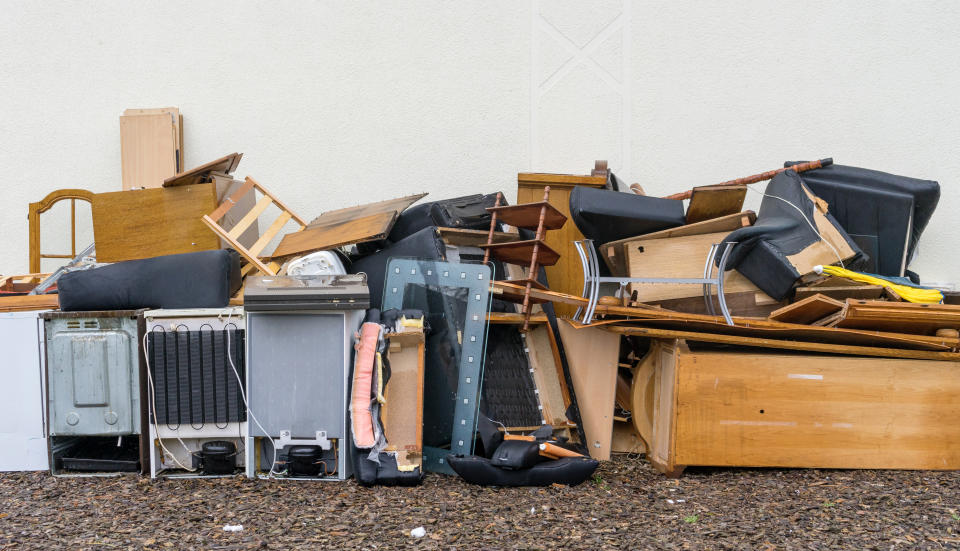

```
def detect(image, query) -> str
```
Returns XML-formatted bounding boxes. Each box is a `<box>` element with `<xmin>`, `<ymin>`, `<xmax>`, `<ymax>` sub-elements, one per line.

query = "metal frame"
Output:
<box><xmin>574</xmin><ymin>239</ymin><xmax>736</xmax><ymax>326</ymax></box>
<box><xmin>382</xmin><ymin>258</ymin><xmax>493</xmax><ymax>475</ymax></box>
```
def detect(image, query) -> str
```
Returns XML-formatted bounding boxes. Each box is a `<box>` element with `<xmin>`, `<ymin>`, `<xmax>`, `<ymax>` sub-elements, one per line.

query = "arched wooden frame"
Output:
<box><xmin>28</xmin><ymin>189</ymin><xmax>94</xmax><ymax>274</ymax></box>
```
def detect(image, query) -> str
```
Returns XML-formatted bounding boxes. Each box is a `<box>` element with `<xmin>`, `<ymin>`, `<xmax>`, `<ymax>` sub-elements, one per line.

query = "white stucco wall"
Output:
<box><xmin>1</xmin><ymin>1</ymin><xmax>956</xmax><ymax>284</ymax></box>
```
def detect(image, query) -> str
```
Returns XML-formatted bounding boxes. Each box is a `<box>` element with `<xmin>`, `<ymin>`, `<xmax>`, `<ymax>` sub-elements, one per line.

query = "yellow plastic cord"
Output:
<box><xmin>816</xmin><ymin>265</ymin><xmax>943</xmax><ymax>304</ymax></box>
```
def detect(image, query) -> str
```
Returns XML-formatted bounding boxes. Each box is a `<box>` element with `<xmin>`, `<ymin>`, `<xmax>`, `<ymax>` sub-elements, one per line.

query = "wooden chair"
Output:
<box><xmin>28</xmin><ymin>189</ymin><xmax>94</xmax><ymax>274</ymax></box>
<box><xmin>201</xmin><ymin>176</ymin><xmax>308</xmax><ymax>276</ymax></box>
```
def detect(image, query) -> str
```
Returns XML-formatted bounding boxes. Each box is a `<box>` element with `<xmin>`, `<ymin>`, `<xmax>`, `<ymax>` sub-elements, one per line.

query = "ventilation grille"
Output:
<box><xmin>147</xmin><ymin>325</ymin><xmax>246</xmax><ymax>428</ymax></box>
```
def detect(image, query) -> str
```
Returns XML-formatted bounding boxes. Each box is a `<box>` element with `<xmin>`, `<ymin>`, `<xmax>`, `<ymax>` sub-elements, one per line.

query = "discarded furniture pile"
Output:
<box><xmin>1</xmin><ymin>108</ymin><xmax>957</xmax><ymax>487</ymax></box>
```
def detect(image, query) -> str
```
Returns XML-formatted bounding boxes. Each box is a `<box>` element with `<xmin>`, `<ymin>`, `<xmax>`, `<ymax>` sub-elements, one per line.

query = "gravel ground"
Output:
<box><xmin>1</xmin><ymin>456</ymin><xmax>959</xmax><ymax>550</ymax></box>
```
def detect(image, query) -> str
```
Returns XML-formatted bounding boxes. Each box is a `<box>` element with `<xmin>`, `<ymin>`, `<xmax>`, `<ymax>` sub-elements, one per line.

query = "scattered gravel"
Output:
<box><xmin>1</xmin><ymin>456</ymin><xmax>958</xmax><ymax>549</ymax></box>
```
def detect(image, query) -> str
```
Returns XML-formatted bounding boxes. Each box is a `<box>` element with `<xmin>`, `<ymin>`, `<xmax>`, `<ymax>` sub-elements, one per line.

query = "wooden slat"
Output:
<box><xmin>525</xmin><ymin>324</ymin><xmax>568</xmax><ymax>426</ymax></box>
<box><xmin>92</xmin><ymin>184</ymin><xmax>220</xmax><ymax>262</ymax></box>
<box><xmin>247</xmin><ymin>211</ymin><xmax>293</xmax><ymax>257</ymax></box>
<box><xmin>768</xmin><ymin>293</ymin><xmax>844</xmax><ymax>324</ymax></box>
<box><xmin>270</xmin><ymin>211</ymin><xmax>397</xmax><ymax>259</ymax></box>
<box><xmin>685</xmin><ymin>185</ymin><xmax>747</xmax><ymax>224</ymax></box>
<box><xmin>485</xmin><ymin>312</ymin><xmax>549</xmax><ymax>324</ymax></box>
<box><xmin>518</xmin><ymin>173</ymin><xmax>607</xmax><ymax>187</ymax></box>
<box><xmin>208</xmin><ymin>177</ymin><xmax>256</xmax><ymax>223</ymax></box>
<box><xmin>202</xmin><ymin>215</ymin><xmax>274</xmax><ymax>275</ymax></box>
<box><xmin>0</xmin><ymin>294</ymin><xmax>59</xmax><ymax>313</ymax></box>
<box><xmin>607</xmin><ymin>325</ymin><xmax>960</xmax><ymax>361</ymax></box>
<box><xmin>227</xmin><ymin>195</ymin><xmax>273</xmax><ymax>240</ymax></box>
<box><xmin>438</xmin><ymin>227</ymin><xmax>519</xmax><ymax>247</ymax></box>
<box><xmin>643</xmin><ymin>290</ymin><xmax>784</xmax><ymax>318</ymax></box>
<box><xmin>837</xmin><ymin>300</ymin><xmax>960</xmax><ymax>335</ymax></box>
<box><xmin>491</xmin><ymin>283</ymin><xmax>960</xmax><ymax>351</ymax></box>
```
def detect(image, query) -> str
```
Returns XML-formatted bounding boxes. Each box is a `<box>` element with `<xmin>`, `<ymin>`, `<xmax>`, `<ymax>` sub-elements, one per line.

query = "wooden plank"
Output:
<box><xmin>247</xmin><ymin>211</ymin><xmax>292</xmax><ymax>257</ymax></box>
<box><xmin>518</xmin><ymin>172</ymin><xmax>607</xmax><ymax>317</ymax></box>
<box><xmin>382</xmin><ymin>330</ymin><xmax>425</xmax><ymax>471</ymax></box>
<box><xmin>837</xmin><ymin>300</ymin><xmax>960</xmax><ymax>335</ymax></box>
<box><xmin>438</xmin><ymin>227</ymin><xmax>518</xmax><ymax>247</ymax></box>
<box><xmin>768</xmin><ymin>293</ymin><xmax>844</xmax><ymax>324</ymax></box>
<box><xmin>644</xmin><ymin>291</ymin><xmax>784</xmax><ymax>318</ymax></box>
<box><xmin>652</xmin><ymin>340</ymin><xmax>681</xmax><ymax>475</ymax></box>
<box><xmin>525</xmin><ymin>324</ymin><xmax>569</xmax><ymax>427</ymax></box>
<box><xmin>487</xmin><ymin>202</ymin><xmax>567</xmax><ymax>231</ymax></box>
<box><xmin>92</xmin><ymin>184</ymin><xmax>220</xmax><ymax>262</ymax></box>
<box><xmin>207</xmin><ymin>177</ymin><xmax>255</xmax><ymax>223</ymax></box>
<box><xmin>624</xmin><ymin>232</ymin><xmax>769</xmax><ymax>302</ymax></box>
<box><xmin>306</xmin><ymin>193</ymin><xmax>426</xmax><ymax>229</ymax></box>
<box><xmin>202</xmin><ymin>215</ymin><xmax>274</xmax><ymax>275</ymax></box>
<box><xmin>123</xmin><ymin>107</ymin><xmax>181</xmax><ymax>171</ymax></box>
<box><xmin>556</xmin><ymin>319</ymin><xmax>620</xmax><ymax>460</ymax></box>
<box><xmin>685</xmin><ymin>184</ymin><xmax>747</xmax><ymax>224</ymax></box>
<box><xmin>596</xmin><ymin>314</ymin><xmax>957</xmax><ymax>351</ymax></box>
<box><xmin>0</xmin><ymin>294</ymin><xmax>59</xmax><ymax>312</ymax></box>
<box><xmin>227</xmin><ymin>195</ymin><xmax>273</xmax><ymax>241</ymax></box>
<box><xmin>271</xmin><ymin>211</ymin><xmax>397</xmax><ymax>259</ymax></box>
<box><xmin>630</xmin><ymin>347</ymin><xmax>657</xmax><ymax>454</ymax></box>
<box><xmin>120</xmin><ymin>113</ymin><xmax>177</xmax><ymax>190</ymax></box>
<box><xmin>163</xmin><ymin>152</ymin><xmax>243</xmax><ymax>187</ymax></box>
<box><xmin>794</xmin><ymin>285</ymin><xmax>885</xmax><ymax>302</ymax></box>
<box><xmin>671</xmin><ymin>347</ymin><xmax>960</xmax><ymax>470</ymax></box>
<box><xmin>490</xmin><ymin>280</ymin><xmax>959</xmax><ymax>351</ymax></box>
<box><xmin>478</xmin><ymin>239</ymin><xmax>560</xmax><ymax>267</ymax></box>
<box><xmin>600</xmin><ymin>211</ymin><xmax>755</xmax><ymax>276</ymax></box>
<box><xmin>485</xmin><ymin>312</ymin><xmax>548</xmax><ymax>324</ymax></box>
<box><xmin>606</xmin><ymin>325</ymin><xmax>960</xmax><ymax>361</ymax></box>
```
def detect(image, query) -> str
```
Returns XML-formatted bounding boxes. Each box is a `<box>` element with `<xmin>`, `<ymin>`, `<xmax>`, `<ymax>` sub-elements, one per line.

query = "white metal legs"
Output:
<box><xmin>574</xmin><ymin>239</ymin><xmax>736</xmax><ymax>326</ymax></box>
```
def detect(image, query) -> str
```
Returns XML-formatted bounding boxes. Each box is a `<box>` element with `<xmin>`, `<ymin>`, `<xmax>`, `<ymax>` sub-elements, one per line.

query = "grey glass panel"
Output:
<box><xmin>382</xmin><ymin>258</ymin><xmax>492</xmax><ymax>474</ymax></box>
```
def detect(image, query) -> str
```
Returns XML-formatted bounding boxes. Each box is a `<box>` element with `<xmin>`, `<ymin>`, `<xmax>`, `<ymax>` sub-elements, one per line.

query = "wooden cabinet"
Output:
<box><xmin>635</xmin><ymin>339</ymin><xmax>960</xmax><ymax>476</ymax></box>
<box><xmin>516</xmin><ymin>172</ymin><xmax>606</xmax><ymax>317</ymax></box>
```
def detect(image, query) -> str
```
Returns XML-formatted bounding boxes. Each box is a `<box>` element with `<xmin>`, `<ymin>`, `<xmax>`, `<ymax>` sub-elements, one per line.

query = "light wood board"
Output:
<box><xmin>92</xmin><ymin>183</ymin><xmax>220</xmax><ymax>262</ymax></box>
<box><xmin>271</xmin><ymin>211</ymin><xmax>397</xmax><ymax>259</ymax></box>
<box><xmin>624</xmin><ymin>232</ymin><xmax>768</xmax><ymax>302</ymax></box>
<box><xmin>556</xmin><ymin>319</ymin><xmax>620</xmax><ymax>460</ymax></box>
<box><xmin>669</xmin><ymin>346</ymin><xmax>960</xmax><ymax>472</ymax></box>
<box><xmin>837</xmin><ymin>300</ymin><xmax>960</xmax><ymax>335</ymax></box>
<box><xmin>120</xmin><ymin>113</ymin><xmax>178</xmax><ymax>190</ymax></box>
<box><xmin>685</xmin><ymin>185</ymin><xmax>747</xmax><ymax>224</ymax></box>
<box><xmin>601</xmin><ymin>211</ymin><xmax>755</xmax><ymax>276</ymax></box>
<box><xmin>525</xmin><ymin>324</ymin><xmax>569</xmax><ymax>427</ymax></box>
<box><xmin>383</xmin><ymin>330</ymin><xmax>425</xmax><ymax>471</ymax></box>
